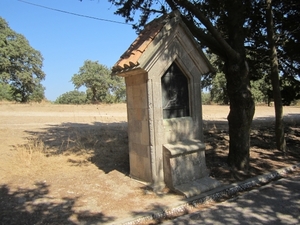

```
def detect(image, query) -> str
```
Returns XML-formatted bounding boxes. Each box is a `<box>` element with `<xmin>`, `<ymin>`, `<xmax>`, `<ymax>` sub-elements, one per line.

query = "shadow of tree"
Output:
<box><xmin>203</xmin><ymin>114</ymin><xmax>300</xmax><ymax>183</ymax></box>
<box><xmin>23</xmin><ymin>121</ymin><xmax>129</xmax><ymax>175</ymax></box>
<box><xmin>163</xmin><ymin>175</ymin><xmax>300</xmax><ymax>224</ymax></box>
<box><xmin>0</xmin><ymin>182</ymin><xmax>115</xmax><ymax>225</ymax></box>
<box><xmin>21</xmin><ymin>114</ymin><xmax>299</xmax><ymax>185</ymax></box>
<box><xmin>6</xmin><ymin>110</ymin><xmax>299</xmax><ymax>224</ymax></box>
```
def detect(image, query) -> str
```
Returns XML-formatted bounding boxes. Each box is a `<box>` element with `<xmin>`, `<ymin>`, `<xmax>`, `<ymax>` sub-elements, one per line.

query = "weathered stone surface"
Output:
<box><xmin>163</xmin><ymin>117</ymin><xmax>195</xmax><ymax>142</ymax></box>
<box><xmin>175</xmin><ymin>177</ymin><xmax>221</xmax><ymax>198</ymax></box>
<box><xmin>163</xmin><ymin>139</ymin><xmax>209</xmax><ymax>192</ymax></box>
<box><xmin>114</xmin><ymin>11</ymin><xmax>215</xmax><ymax>191</ymax></box>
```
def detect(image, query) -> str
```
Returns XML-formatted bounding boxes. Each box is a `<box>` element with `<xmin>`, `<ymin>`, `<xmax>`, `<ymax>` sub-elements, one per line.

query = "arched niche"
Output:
<box><xmin>161</xmin><ymin>62</ymin><xmax>190</xmax><ymax>119</ymax></box>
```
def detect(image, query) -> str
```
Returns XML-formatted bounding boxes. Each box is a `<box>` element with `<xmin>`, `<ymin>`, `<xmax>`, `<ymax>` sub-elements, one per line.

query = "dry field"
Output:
<box><xmin>0</xmin><ymin>103</ymin><xmax>299</xmax><ymax>224</ymax></box>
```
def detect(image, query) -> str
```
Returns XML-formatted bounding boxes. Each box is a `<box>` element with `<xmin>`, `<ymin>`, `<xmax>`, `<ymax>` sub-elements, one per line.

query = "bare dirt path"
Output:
<box><xmin>0</xmin><ymin>103</ymin><xmax>299</xmax><ymax>224</ymax></box>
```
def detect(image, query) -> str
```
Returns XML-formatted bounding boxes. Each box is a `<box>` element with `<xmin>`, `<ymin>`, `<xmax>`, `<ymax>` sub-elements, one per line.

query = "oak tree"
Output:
<box><xmin>71</xmin><ymin>60</ymin><xmax>125</xmax><ymax>103</ymax></box>
<box><xmin>0</xmin><ymin>17</ymin><xmax>45</xmax><ymax>102</ymax></box>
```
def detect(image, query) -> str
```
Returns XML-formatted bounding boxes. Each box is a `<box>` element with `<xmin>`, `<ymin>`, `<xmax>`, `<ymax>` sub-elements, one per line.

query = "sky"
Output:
<box><xmin>0</xmin><ymin>0</ymin><xmax>139</xmax><ymax>101</ymax></box>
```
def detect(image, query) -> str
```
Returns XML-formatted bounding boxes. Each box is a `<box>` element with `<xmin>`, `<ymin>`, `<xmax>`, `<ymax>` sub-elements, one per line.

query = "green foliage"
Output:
<box><xmin>29</xmin><ymin>83</ymin><xmax>45</xmax><ymax>103</ymax></box>
<box><xmin>250</xmin><ymin>78</ymin><xmax>269</xmax><ymax>104</ymax></box>
<box><xmin>0</xmin><ymin>17</ymin><xmax>46</xmax><ymax>103</ymax></box>
<box><xmin>280</xmin><ymin>76</ymin><xmax>300</xmax><ymax>106</ymax></box>
<box><xmin>0</xmin><ymin>82</ymin><xmax>13</xmax><ymax>101</ymax></box>
<box><xmin>210</xmin><ymin>72</ymin><xmax>228</xmax><ymax>105</ymax></box>
<box><xmin>201</xmin><ymin>92</ymin><xmax>211</xmax><ymax>105</ymax></box>
<box><xmin>202</xmin><ymin>53</ymin><xmax>229</xmax><ymax>105</ymax></box>
<box><xmin>71</xmin><ymin>60</ymin><xmax>126</xmax><ymax>104</ymax></box>
<box><xmin>110</xmin><ymin>75</ymin><xmax>126</xmax><ymax>103</ymax></box>
<box><xmin>55</xmin><ymin>90</ymin><xmax>87</xmax><ymax>104</ymax></box>
<box><xmin>246</xmin><ymin>1</ymin><xmax>300</xmax><ymax>104</ymax></box>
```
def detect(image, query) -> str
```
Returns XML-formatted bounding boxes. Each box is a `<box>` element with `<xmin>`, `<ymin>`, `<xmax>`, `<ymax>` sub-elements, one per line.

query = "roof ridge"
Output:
<box><xmin>112</xmin><ymin>11</ymin><xmax>180</xmax><ymax>74</ymax></box>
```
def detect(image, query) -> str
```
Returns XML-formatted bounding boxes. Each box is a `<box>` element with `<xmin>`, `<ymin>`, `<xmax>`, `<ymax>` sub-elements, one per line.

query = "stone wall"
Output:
<box><xmin>125</xmin><ymin>72</ymin><xmax>152</xmax><ymax>182</ymax></box>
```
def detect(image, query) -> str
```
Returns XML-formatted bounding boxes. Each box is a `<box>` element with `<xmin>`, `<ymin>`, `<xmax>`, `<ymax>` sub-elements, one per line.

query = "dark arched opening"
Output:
<box><xmin>161</xmin><ymin>62</ymin><xmax>190</xmax><ymax>119</ymax></box>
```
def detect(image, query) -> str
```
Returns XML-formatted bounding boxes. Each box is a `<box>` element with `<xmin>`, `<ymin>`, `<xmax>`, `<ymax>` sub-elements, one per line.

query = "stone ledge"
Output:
<box><xmin>163</xmin><ymin>139</ymin><xmax>205</xmax><ymax>157</ymax></box>
<box><xmin>175</xmin><ymin>177</ymin><xmax>221</xmax><ymax>198</ymax></box>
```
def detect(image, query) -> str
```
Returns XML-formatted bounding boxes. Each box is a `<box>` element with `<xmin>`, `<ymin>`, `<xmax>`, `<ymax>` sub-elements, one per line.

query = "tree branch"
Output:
<box><xmin>175</xmin><ymin>0</ymin><xmax>239</xmax><ymax>60</ymax></box>
<box><xmin>181</xmin><ymin>16</ymin><xmax>226</xmax><ymax>59</ymax></box>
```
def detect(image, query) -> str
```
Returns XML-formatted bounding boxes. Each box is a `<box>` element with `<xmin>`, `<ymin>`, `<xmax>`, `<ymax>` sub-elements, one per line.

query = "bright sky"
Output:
<box><xmin>0</xmin><ymin>0</ymin><xmax>138</xmax><ymax>101</ymax></box>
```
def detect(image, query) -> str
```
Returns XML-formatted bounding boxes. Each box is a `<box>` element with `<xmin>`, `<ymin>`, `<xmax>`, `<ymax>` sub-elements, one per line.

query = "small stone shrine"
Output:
<box><xmin>112</xmin><ymin>11</ymin><xmax>220</xmax><ymax>198</ymax></box>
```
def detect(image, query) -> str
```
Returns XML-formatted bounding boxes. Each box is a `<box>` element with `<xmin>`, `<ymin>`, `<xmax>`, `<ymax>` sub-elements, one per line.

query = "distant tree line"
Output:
<box><xmin>202</xmin><ymin>53</ymin><xmax>300</xmax><ymax>106</ymax></box>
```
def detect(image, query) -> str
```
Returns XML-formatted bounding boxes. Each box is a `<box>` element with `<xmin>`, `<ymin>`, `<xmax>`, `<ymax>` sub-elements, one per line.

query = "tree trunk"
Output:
<box><xmin>225</xmin><ymin>59</ymin><xmax>255</xmax><ymax>170</ymax></box>
<box><xmin>224</xmin><ymin>1</ymin><xmax>255</xmax><ymax>170</ymax></box>
<box><xmin>266</xmin><ymin>0</ymin><xmax>286</xmax><ymax>154</ymax></box>
<box><xmin>91</xmin><ymin>87</ymin><xmax>97</xmax><ymax>103</ymax></box>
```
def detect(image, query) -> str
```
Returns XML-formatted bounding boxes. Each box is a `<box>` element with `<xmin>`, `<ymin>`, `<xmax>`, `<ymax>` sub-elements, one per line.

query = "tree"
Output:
<box><xmin>0</xmin><ymin>82</ymin><xmax>13</xmax><ymax>101</ymax></box>
<box><xmin>110</xmin><ymin>75</ymin><xmax>126</xmax><ymax>103</ymax></box>
<box><xmin>250</xmin><ymin>75</ymin><xmax>270</xmax><ymax>104</ymax></box>
<box><xmin>247</xmin><ymin>0</ymin><xmax>298</xmax><ymax>153</ymax></box>
<box><xmin>29</xmin><ymin>83</ymin><xmax>45</xmax><ymax>103</ymax></box>
<box><xmin>201</xmin><ymin>92</ymin><xmax>211</xmax><ymax>105</ymax></box>
<box><xmin>203</xmin><ymin>52</ymin><xmax>270</xmax><ymax>105</ymax></box>
<box><xmin>247</xmin><ymin>1</ymin><xmax>300</xmax><ymax>102</ymax></box>
<box><xmin>203</xmin><ymin>53</ymin><xmax>229</xmax><ymax>105</ymax></box>
<box><xmin>266</xmin><ymin>0</ymin><xmax>286</xmax><ymax>153</ymax></box>
<box><xmin>55</xmin><ymin>90</ymin><xmax>87</xmax><ymax>104</ymax></box>
<box><xmin>210</xmin><ymin>72</ymin><xmax>228</xmax><ymax>105</ymax></box>
<box><xmin>0</xmin><ymin>17</ymin><xmax>45</xmax><ymax>102</ymax></box>
<box><xmin>71</xmin><ymin>60</ymin><xmax>123</xmax><ymax>103</ymax></box>
<box><xmin>273</xmin><ymin>0</ymin><xmax>300</xmax><ymax>85</ymax></box>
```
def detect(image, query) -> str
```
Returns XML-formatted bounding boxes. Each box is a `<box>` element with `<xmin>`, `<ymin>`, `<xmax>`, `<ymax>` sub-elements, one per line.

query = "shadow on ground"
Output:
<box><xmin>7</xmin><ymin>113</ymin><xmax>298</xmax><ymax>224</ymax></box>
<box><xmin>23</xmin><ymin>122</ymin><xmax>129</xmax><ymax>175</ymax></box>
<box><xmin>0</xmin><ymin>182</ymin><xmax>115</xmax><ymax>225</ymax></box>
<box><xmin>164</xmin><ymin>174</ymin><xmax>300</xmax><ymax>224</ymax></box>
<box><xmin>20</xmin><ymin>114</ymin><xmax>300</xmax><ymax>183</ymax></box>
<box><xmin>204</xmin><ymin>114</ymin><xmax>300</xmax><ymax>183</ymax></box>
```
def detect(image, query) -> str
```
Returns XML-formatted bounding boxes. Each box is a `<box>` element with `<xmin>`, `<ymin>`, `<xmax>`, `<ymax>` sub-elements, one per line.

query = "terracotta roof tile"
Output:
<box><xmin>112</xmin><ymin>14</ymin><xmax>170</xmax><ymax>73</ymax></box>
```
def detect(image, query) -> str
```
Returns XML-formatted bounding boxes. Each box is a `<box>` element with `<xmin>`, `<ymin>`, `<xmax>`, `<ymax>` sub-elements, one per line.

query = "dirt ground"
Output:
<box><xmin>0</xmin><ymin>103</ymin><xmax>299</xmax><ymax>224</ymax></box>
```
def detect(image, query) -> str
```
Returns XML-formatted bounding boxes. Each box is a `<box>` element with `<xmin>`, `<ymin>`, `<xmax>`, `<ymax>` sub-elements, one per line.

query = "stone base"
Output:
<box><xmin>163</xmin><ymin>139</ymin><xmax>221</xmax><ymax>198</ymax></box>
<box><xmin>163</xmin><ymin>139</ymin><xmax>207</xmax><ymax>186</ymax></box>
<box><xmin>174</xmin><ymin>176</ymin><xmax>221</xmax><ymax>198</ymax></box>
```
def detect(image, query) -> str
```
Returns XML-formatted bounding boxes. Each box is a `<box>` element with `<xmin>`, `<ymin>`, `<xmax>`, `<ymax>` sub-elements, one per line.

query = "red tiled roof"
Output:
<box><xmin>112</xmin><ymin>14</ymin><xmax>170</xmax><ymax>73</ymax></box>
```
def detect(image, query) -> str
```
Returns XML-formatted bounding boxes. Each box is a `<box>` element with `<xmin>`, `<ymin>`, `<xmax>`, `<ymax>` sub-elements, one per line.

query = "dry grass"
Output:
<box><xmin>14</xmin><ymin>138</ymin><xmax>47</xmax><ymax>168</ymax></box>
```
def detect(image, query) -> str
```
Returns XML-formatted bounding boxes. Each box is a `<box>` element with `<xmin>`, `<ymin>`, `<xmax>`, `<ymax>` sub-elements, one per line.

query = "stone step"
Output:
<box><xmin>174</xmin><ymin>176</ymin><xmax>222</xmax><ymax>198</ymax></box>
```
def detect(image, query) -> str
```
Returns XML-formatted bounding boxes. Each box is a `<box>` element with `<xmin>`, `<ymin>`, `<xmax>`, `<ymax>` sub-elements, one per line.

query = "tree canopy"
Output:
<box><xmin>70</xmin><ymin>60</ymin><xmax>125</xmax><ymax>104</ymax></box>
<box><xmin>55</xmin><ymin>90</ymin><xmax>87</xmax><ymax>104</ymax></box>
<box><xmin>0</xmin><ymin>17</ymin><xmax>45</xmax><ymax>102</ymax></box>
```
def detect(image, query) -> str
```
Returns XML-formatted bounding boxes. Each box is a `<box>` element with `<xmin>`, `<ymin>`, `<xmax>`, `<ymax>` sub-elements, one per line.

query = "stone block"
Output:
<box><xmin>132</xmin><ymin>143</ymin><xmax>150</xmax><ymax>158</ymax></box>
<box><xmin>134</xmin><ymin>72</ymin><xmax>147</xmax><ymax>85</ymax></box>
<box><xmin>163</xmin><ymin>139</ymin><xmax>221</xmax><ymax>197</ymax></box>
<box><xmin>163</xmin><ymin>139</ymin><xmax>207</xmax><ymax>188</ymax></box>
<box><xmin>130</xmin><ymin>120</ymin><xmax>142</xmax><ymax>133</ymax></box>
<box><xmin>141</xmin><ymin>121</ymin><xmax>149</xmax><ymax>144</ymax></box>
<box><xmin>163</xmin><ymin>117</ymin><xmax>194</xmax><ymax>142</ymax></box>
<box><xmin>126</xmin><ymin>87</ymin><xmax>135</xmax><ymax>109</ymax></box>
<box><xmin>129</xmin><ymin>149</ymin><xmax>152</xmax><ymax>182</ymax></box>
<box><xmin>140</xmin><ymin>91</ymin><xmax>148</xmax><ymax>109</ymax></box>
